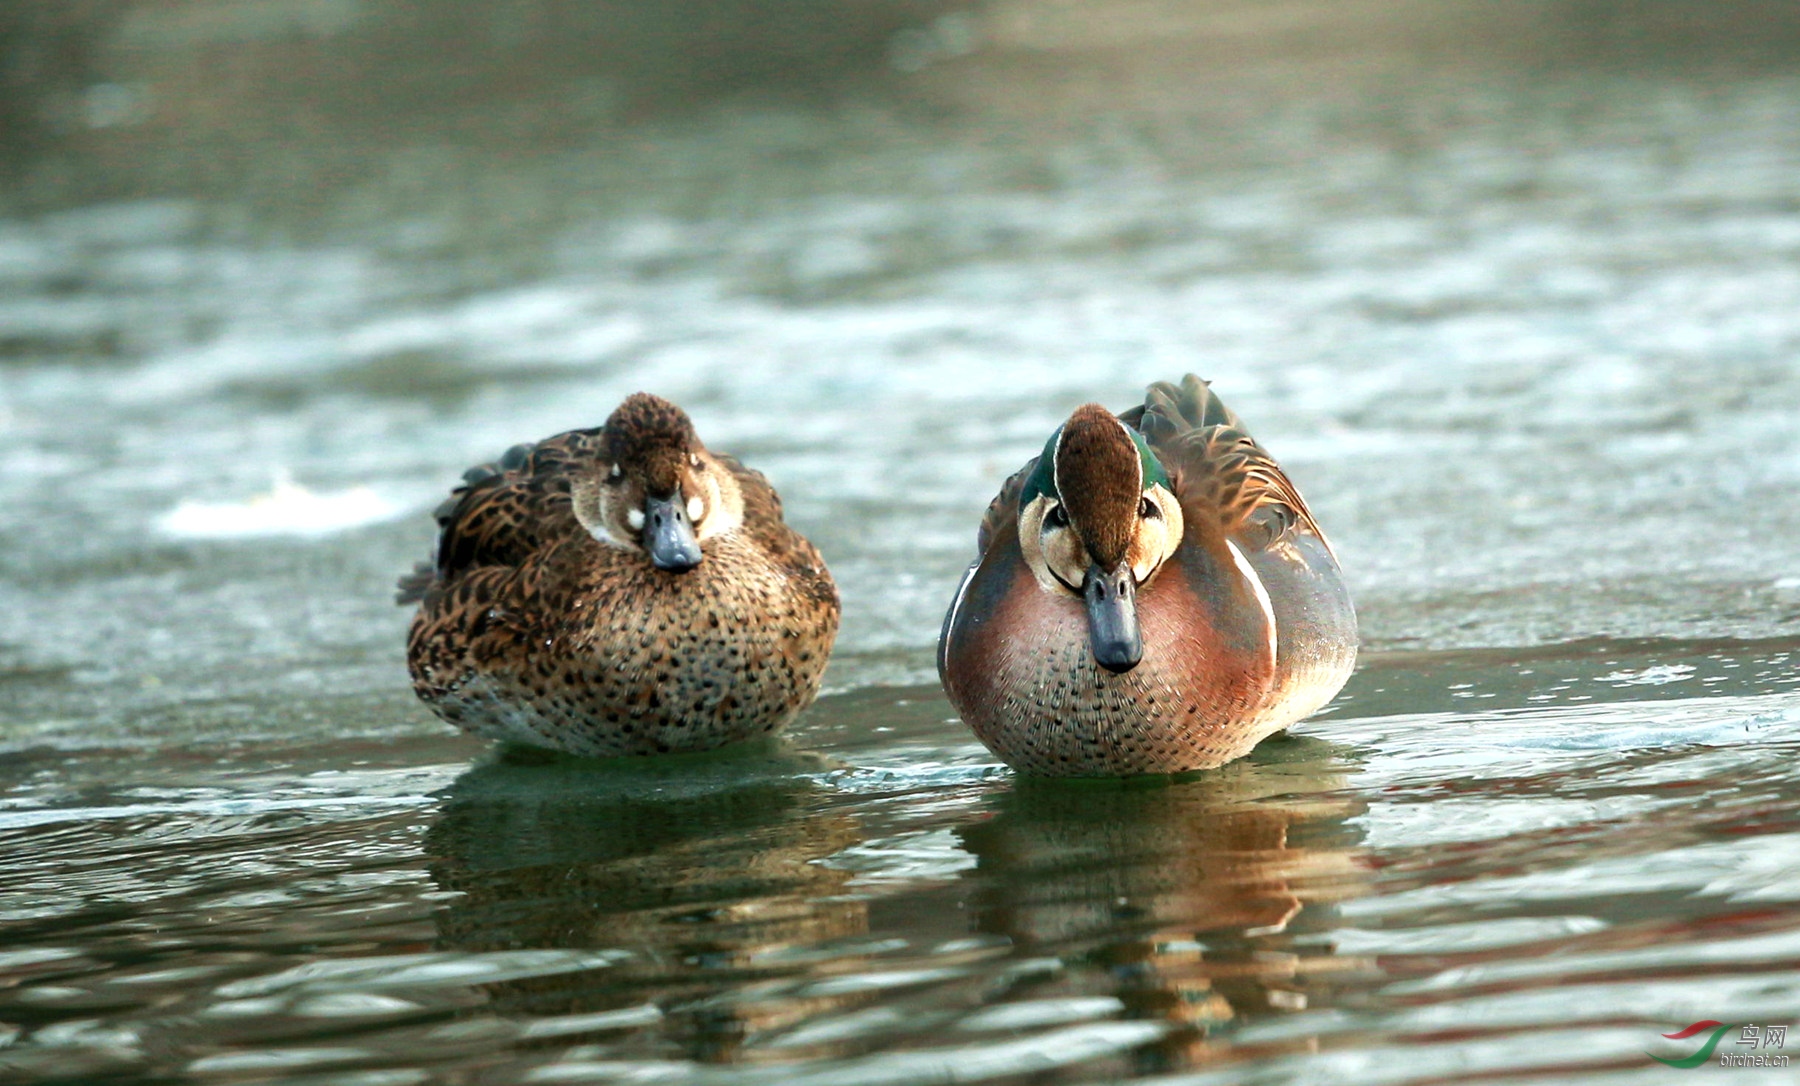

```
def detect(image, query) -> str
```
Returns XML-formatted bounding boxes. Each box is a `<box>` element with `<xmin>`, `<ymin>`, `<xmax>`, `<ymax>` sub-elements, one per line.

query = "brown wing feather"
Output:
<box><xmin>1121</xmin><ymin>373</ymin><xmax>1245</xmax><ymax>440</ymax></box>
<box><xmin>1165</xmin><ymin>428</ymin><xmax>1320</xmax><ymax>549</ymax></box>
<box><xmin>1125</xmin><ymin>375</ymin><xmax>1322</xmax><ymax>553</ymax></box>
<box><xmin>395</xmin><ymin>428</ymin><xmax>602</xmax><ymax>605</ymax></box>
<box><xmin>975</xmin><ymin>456</ymin><xmax>1037</xmax><ymax>558</ymax></box>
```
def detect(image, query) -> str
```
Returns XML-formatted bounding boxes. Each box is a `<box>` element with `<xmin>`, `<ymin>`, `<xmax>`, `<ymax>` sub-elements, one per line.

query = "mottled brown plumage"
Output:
<box><xmin>604</xmin><ymin>392</ymin><xmax>697</xmax><ymax>499</ymax></box>
<box><xmin>401</xmin><ymin>394</ymin><xmax>840</xmax><ymax>757</ymax></box>
<box><xmin>940</xmin><ymin>375</ymin><xmax>1357</xmax><ymax>777</ymax></box>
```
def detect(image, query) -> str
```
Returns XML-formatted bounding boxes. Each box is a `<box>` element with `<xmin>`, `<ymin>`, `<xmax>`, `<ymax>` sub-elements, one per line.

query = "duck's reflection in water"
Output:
<box><xmin>424</xmin><ymin>745</ymin><xmax>867</xmax><ymax>1061</ymax></box>
<box><xmin>957</xmin><ymin>735</ymin><xmax>1372</xmax><ymax>1071</ymax></box>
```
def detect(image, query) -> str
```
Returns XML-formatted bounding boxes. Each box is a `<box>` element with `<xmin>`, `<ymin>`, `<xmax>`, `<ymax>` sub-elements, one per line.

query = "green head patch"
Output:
<box><xmin>1019</xmin><ymin>420</ymin><xmax>1170</xmax><ymax>507</ymax></box>
<box><xmin>1021</xmin><ymin>406</ymin><xmax>1171</xmax><ymax>569</ymax></box>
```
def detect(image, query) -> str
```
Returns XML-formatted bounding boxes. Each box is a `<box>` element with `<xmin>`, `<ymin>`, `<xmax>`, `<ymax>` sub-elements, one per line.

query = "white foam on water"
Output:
<box><xmin>154</xmin><ymin>473</ymin><xmax>406</xmax><ymax>539</ymax></box>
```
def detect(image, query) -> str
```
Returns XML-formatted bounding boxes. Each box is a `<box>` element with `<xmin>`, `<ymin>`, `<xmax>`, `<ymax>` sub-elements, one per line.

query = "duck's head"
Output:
<box><xmin>1018</xmin><ymin>403</ymin><xmax>1185</xmax><ymax>673</ymax></box>
<box><xmin>572</xmin><ymin>393</ymin><xmax>745</xmax><ymax>572</ymax></box>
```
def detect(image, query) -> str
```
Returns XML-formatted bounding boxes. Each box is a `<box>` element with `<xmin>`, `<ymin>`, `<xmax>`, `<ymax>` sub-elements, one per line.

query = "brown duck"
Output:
<box><xmin>938</xmin><ymin>376</ymin><xmax>1357</xmax><ymax>776</ymax></box>
<box><xmin>399</xmin><ymin>393</ymin><xmax>840</xmax><ymax>757</ymax></box>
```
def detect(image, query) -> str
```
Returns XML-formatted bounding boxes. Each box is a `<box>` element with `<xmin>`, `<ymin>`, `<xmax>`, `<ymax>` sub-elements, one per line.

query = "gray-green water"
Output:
<box><xmin>5</xmin><ymin>2</ymin><xmax>1800</xmax><ymax>1082</ymax></box>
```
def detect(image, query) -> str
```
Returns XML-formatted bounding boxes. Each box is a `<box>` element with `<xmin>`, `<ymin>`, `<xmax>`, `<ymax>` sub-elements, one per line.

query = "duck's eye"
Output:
<box><xmin>1140</xmin><ymin>497</ymin><xmax>1160</xmax><ymax>520</ymax></box>
<box><xmin>689</xmin><ymin>453</ymin><xmax>701</xmax><ymax>468</ymax></box>
<box><xmin>606</xmin><ymin>463</ymin><xmax>622</xmax><ymax>483</ymax></box>
<box><xmin>1045</xmin><ymin>503</ymin><xmax>1068</xmax><ymax>529</ymax></box>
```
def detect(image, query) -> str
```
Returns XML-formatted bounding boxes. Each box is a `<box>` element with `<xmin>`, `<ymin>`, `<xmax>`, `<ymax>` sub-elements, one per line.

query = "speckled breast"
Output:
<box><xmin>943</xmin><ymin>565</ymin><xmax>1274</xmax><ymax>776</ymax></box>
<box><xmin>411</xmin><ymin>532</ymin><xmax>839</xmax><ymax>757</ymax></box>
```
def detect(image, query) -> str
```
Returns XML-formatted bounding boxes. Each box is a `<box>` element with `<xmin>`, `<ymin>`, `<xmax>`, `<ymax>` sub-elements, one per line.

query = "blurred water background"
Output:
<box><xmin>4</xmin><ymin>2</ymin><xmax>1800</xmax><ymax>1083</ymax></box>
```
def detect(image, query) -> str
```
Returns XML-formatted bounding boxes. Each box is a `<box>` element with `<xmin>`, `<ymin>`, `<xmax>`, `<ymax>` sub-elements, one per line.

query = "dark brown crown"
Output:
<box><xmin>1054</xmin><ymin>403</ymin><xmax>1143</xmax><ymax>570</ymax></box>
<box><xmin>603</xmin><ymin>393</ymin><xmax>701</xmax><ymax>497</ymax></box>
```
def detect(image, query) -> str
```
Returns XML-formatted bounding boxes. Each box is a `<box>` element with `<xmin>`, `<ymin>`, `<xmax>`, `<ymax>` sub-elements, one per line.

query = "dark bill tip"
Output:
<box><xmin>1083</xmin><ymin>562</ymin><xmax>1142</xmax><ymax>673</ymax></box>
<box><xmin>644</xmin><ymin>494</ymin><xmax>703</xmax><ymax>572</ymax></box>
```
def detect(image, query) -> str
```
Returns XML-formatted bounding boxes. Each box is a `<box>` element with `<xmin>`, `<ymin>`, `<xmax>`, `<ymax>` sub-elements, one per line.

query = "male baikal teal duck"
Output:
<box><xmin>938</xmin><ymin>376</ymin><xmax>1356</xmax><ymax>777</ymax></box>
<box><xmin>399</xmin><ymin>393</ymin><xmax>840</xmax><ymax>757</ymax></box>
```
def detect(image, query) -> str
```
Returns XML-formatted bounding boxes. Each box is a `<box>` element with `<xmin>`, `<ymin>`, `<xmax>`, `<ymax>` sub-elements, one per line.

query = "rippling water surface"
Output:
<box><xmin>4</xmin><ymin>2</ymin><xmax>1800</xmax><ymax>1082</ymax></box>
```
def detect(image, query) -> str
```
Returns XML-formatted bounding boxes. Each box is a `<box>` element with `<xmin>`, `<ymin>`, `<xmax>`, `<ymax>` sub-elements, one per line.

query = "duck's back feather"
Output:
<box><xmin>973</xmin><ymin>456</ymin><xmax>1035</xmax><ymax>559</ymax></box>
<box><xmin>395</xmin><ymin>429</ymin><xmax>603</xmax><ymax>605</ymax></box>
<box><xmin>1125</xmin><ymin>375</ymin><xmax>1325</xmax><ymax>555</ymax></box>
